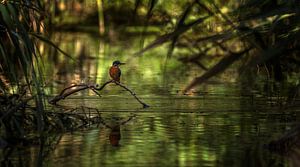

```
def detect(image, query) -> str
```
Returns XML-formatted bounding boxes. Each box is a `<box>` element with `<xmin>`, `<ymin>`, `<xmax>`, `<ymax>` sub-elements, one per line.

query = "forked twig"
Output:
<box><xmin>49</xmin><ymin>80</ymin><xmax>149</xmax><ymax>108</ymax></box>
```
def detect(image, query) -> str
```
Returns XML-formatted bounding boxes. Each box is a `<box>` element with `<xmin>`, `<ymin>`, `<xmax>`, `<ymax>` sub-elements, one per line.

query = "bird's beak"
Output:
<box><xmin>120</xmin><ymin>62</ymin><xmax>126</xmax><ymax>65</ymax></box>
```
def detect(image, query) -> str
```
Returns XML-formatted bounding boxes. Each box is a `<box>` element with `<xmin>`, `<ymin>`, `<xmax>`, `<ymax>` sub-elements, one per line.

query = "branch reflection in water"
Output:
<box><xmin>267</xmin><ymin>124</ymin><xmax>300</xmax><ymax>167</ymax></box>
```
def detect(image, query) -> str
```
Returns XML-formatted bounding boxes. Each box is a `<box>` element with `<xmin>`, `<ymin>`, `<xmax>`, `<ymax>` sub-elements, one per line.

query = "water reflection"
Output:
<box><xmin>266</xmin><ymin>124</ymin><xmax>300</xmax><ymax>167</ymax></box>
<box><xmin>289</xmin><ymin>150</ymin><xmax>300</xmax><ymax>167</ymax></box>
<box><xmin>101</xmin><ymin>114</ymin><xmax>136</xmax><ymax>146</ymax></box>
<box><xmin>1</xmin><ymin>108</ymin><xmax>299</xmax><ymax>166</ymax></box>
<box><xmin>0</xmin><ymin>135</ymin><xmax>62</xmax><ymax>167</ymax></box>
<box><xmin>41</xmin><ymin>111</ymin><xmax>297</xmax><ymax>166</ymax></box>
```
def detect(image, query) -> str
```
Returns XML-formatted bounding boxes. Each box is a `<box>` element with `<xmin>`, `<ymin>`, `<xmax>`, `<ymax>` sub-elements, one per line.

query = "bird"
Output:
<box><xmin>109</xmin><ymin>60</ymin><xmax>125</xmax><ymax>82</ymax></box>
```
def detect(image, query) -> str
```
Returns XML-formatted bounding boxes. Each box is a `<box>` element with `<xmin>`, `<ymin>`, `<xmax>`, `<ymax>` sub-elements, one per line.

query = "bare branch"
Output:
<box><xmin>59</xmin><ymin>84</ymin><xmax>87</xmax><ymax>96</ymax></box>
<box><xmin>49</xmin><ymin>80</ymin><xmax>149</xmax><ymax>108</ymax></box>
<box><xmin>90</xmin><ymin>88</ymin><xmax>102</xmax><ymax>97</ymax></box>
<box><xmin>49</xmin><ymin>85</ymin><xmax>89</xmax><ymax>104</ymax></box>
<box><xmin>114</xmin><ymin>81</ymin><xmax>150</xmax><ymax>108</ymax></box>
<box><xmin>93</xmin><ymin>80</ymin><xmax>113</xmax><ymax>91</ymax></box>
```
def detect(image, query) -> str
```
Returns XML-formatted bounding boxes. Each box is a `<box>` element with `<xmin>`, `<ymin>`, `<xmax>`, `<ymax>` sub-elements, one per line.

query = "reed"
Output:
<box><xmin>0</xmin><ymin>1</ymin><xmax>73</xmax><ymax>141</ymax></box>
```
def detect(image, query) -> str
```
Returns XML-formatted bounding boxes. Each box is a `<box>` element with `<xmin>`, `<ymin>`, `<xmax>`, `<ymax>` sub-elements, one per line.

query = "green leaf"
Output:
<box><xmin>0</xmin><ymin>4</ymin><xmax>13</xmax><ymax>29</ymax></box>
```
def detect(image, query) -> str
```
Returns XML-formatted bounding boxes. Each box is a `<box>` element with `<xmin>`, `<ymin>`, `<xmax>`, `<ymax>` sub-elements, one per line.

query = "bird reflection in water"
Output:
<box><xmin>101</xmin><ymin>114</ymin><xmax>136</xmax><ymax>147</ymax></box>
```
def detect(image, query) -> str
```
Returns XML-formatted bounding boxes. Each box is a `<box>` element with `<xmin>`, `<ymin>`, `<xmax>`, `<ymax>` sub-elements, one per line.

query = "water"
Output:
<box><xmin>44</xmin><ymin>112</ymin><xmax>286</xmax><ymax>167</ymax></box>
<box><xmin>1</xmin><ymin>32</ymin><xmax>299</xmax><ymax>166</ymax></box>
<box><xmin>42</xmin><ymin>95</ymin><xmax>295</xmax><ymax>167</ymax></box>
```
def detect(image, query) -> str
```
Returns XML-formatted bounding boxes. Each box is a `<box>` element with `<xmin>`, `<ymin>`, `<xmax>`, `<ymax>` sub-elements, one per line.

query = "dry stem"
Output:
<box><xmin>49</xmin><ymin>80</ymin><xmax>149</xmax><ymax>108</ymax></box>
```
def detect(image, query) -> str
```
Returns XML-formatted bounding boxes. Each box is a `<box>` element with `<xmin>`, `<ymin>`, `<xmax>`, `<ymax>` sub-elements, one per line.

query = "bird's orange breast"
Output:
<box><xmin>109</xmin><ymin>66</ymin><xmax>121</xmax><ymax>82</ymax></box>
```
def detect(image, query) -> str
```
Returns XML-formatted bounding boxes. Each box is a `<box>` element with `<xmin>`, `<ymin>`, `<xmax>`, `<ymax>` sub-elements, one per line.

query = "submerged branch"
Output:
<box><xmin>49</xmin><ymin>80</ymin><xmax>149</xmax><ymax>108</ymax></box>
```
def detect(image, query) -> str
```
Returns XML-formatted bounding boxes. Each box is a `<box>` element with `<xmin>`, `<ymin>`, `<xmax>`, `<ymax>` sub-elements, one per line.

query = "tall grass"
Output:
<box><xmin>0</xmin><ymin>0</ymin><xmax>47</xmax><ymax>137</ymax></box>
<box><xmin>0</xmin><ymin>0</ymin><xmax>74</xmax><ymax>141</ymax></box>
<box><xmin>0</xmin><ymin>0</ymin><xmax>103</xmax><ymax>143</ymax></box>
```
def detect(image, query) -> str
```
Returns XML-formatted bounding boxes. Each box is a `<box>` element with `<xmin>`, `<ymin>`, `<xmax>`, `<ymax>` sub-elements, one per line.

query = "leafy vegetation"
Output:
<box><xmin>0</xmin><ymin>0</ymin><xmax>82</xmax><ymax>143</ymax></box>
<box><xmin>47</xmin><ymin>0</ymin><xmax>299</xmax><ymax>93</ymax></box>
<box><xmin>0</xmin><ymin>0</ymin><xmax>299</xmax><ymax>166</ymax></box>
<box><xmin>131</xmin><ymin>0</ymin><xmax>300</xmax><ymax>93</ymax></box>
<box><xmin>0</xmin><ymin>0</ymin><xmax>46</xmax><ymax>140</ymax></box>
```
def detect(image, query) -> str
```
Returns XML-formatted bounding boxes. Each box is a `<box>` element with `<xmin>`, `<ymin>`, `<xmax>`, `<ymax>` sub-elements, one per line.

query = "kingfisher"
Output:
<box><xmin>109</xmin><ymin>60</ymin><xmax>125</xmax><ymax>82</ymax></box>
